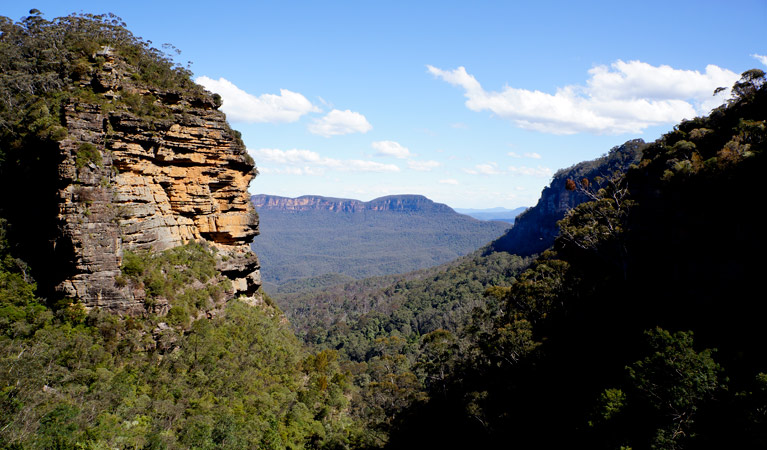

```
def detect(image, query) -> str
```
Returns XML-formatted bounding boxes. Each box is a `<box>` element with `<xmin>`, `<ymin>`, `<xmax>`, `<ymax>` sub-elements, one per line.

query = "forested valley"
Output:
<box><xmin>1</xmin><ymin>11</ymin><xmax>766</xmax><ymax>450</ymax></box>
<box><xmin>250</xmin><ymin>194</ymin><xmax>510</xmax><ymax>292</ymax></box>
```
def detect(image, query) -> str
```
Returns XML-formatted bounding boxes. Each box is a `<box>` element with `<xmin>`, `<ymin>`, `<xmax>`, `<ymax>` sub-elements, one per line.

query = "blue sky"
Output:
<box><xmin>3</xmin><ymin>1</ymin><xmax>766</xmax><ymax>208</ymax></box>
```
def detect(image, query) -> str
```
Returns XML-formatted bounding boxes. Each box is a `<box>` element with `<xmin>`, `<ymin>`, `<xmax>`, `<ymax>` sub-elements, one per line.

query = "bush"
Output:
<box><xmin>75</xmin><ymin>142</ymin><xmax>102</xmax><ymax>169</ymax></box>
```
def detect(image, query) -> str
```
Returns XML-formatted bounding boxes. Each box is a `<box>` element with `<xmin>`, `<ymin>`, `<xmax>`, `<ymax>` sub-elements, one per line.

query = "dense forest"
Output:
<box><xmin>273</xmin><ymin>69</ymin><xmax>767</xmax><ymax>448</ymax></box>
<box><xmin>1</xmin><ymin>10</ymin><xmax>766</xmax><ymax>450</ymax></box>
<box><xmin>0</xmin><ymin>11</ymin><xmax>363</xmax><ymax>449</ymax></box>
<box><xmin>378</xmin><ymin>69</ymin><xmax>767</xmax><ymax>449</ymax></box>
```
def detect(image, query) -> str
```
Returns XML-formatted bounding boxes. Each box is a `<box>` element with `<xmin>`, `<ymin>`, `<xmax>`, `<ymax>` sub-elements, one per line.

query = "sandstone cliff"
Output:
<box><xmin>47</xmin><ymin>49</ymin><xmax>260</xmax><ymax>313</ymax></box>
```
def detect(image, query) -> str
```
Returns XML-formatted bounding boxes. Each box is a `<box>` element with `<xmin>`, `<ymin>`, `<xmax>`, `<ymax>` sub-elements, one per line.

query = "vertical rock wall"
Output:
<box><xmin>53</xmin><ymin>89</ymin><xmax>260</xmax><ymax>313</ymax></box>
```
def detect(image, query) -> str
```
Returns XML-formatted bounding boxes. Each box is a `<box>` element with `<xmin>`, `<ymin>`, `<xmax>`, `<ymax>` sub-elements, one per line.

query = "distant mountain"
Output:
<box><xmin>254</xmin><ymin>194</ymin><xmax>455</xmax><ymax>213</ymax></box>
<box><xmin>454</xmin><ymin>206</ymin><xmax>527</xmax><ymax>223</ymax></box>
<box><xmin>251</xmin><ymin>194</ymin><xmax>510</xmax><ymax>291</ymax></box>
<box><xmin>487</xmin><ymin>139</ymin><xmax>646</xmax><ymax>256</ymax></box>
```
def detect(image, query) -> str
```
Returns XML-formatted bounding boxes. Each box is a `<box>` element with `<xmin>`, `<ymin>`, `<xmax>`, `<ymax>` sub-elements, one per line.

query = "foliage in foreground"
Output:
<box><xmin>0</xmin><ymin>236</ymin><xmax>363</xmax><ymax>450</ymax></box>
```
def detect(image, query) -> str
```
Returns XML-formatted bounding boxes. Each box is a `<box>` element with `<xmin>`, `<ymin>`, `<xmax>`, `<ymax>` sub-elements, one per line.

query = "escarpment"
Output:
<box><xmin>40</xmin><ymin>51</ymin><xmax>260</xmax><ymax>313</ymax></box>
<box><xmin>252</xmin><ymin>194</ymin><xmax>454</xmax><ymax>213</ymax></box>
<box><xmin>488</xmin><ymin>139</ymin><xmax>645</xmax><ymax>256</ymax></box>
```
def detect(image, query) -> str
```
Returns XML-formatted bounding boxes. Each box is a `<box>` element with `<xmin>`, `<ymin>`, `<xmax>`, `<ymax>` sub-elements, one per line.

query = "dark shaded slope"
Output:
<box><xmin>385</xmin><ymin>73</ymin><xmax>767</xmax><ymax>450</ymax></box>
<box><xmin>488</xmin><ymin>139</ymin><xmax>645</xmax><ymax>256</ymax></box>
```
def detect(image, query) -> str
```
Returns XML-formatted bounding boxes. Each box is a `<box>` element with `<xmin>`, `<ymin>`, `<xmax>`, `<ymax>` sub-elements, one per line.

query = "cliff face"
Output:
<box><xmin>488</xmin><ymin>139</ymin><xmax>645</xmax><ymax>256</ymax></box>
<box><xmin>48</xmin><ymin>53</ymin><xmax>259</xmax><ymax>313</ymax></box>
<box><xmin>253</xmin><ymin>194</ymin><xmax>454</xmax><ymax>213</ymax></box>
<box><xmin>254</xmin><ymin>195</ymin><xmax>366</xmax><ymax>212</ymax></box>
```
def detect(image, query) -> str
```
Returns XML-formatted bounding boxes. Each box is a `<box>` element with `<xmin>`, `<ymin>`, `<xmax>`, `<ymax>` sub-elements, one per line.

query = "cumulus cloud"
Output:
<box><xmin>250</xmin><ymin>148</ymin><xmax>399</xmax><ymax>174</ymax></box>
<box><xmin>427</xmin><ymin>61</ymin><xmax>740</xmax><ymax>134</ymax></box>
<box><xmin>408</xmin><ymin>160</ymin><xmax>442</xmax><ymax>171</ymax></box>
<box><xmin>439</xmin><ymin>178</ymin><xmax>459</xmax><ymax>185</ymax></box>
<box><xmin>196</xmin><ymin>76</ymin><xmax>319</xmax><ymax>123</ymax></box>
<box><xmin>309</xmin><ymin>109</ymin><xmax>373</xmax><ymax>137</ymax></box>
<box><xmin>372</xmin><ymin>140</ymin><xmax>412</xmax><ymax>159</ymax></box>
<box><xmin>753</xmin><ymin>54</ymin><xmax>767</xmax><ymax>67</ymax></box>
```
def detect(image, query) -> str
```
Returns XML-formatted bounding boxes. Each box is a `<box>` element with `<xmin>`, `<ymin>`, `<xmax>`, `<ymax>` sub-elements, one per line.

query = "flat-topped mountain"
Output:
<box><xmin>253</xmin><ymin>194</ymin><xmax>454</xmax><ymax>213</ymax></box>
<box><xmin>251</xmin><ymin>194</ymin><xmax>510</xmax><ymax>292</ymax></box>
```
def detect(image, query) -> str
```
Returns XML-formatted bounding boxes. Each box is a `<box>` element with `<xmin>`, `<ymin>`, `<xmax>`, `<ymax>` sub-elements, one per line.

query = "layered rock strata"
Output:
<box><xmin>53</xmin><ymin>73</ymin><xmax>259</xmax><ymax>313</ymax></box>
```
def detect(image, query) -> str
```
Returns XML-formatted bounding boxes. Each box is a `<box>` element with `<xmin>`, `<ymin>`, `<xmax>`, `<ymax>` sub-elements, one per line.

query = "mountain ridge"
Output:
<box><xmin>252</xmin><ymin>193</ymin><xmax>455</xmax><ymax>214</ymax></box>
<box><xmin>487</xmin><ymin>138</ymin><xmax>646</xmax><ymax>256</ymax></box>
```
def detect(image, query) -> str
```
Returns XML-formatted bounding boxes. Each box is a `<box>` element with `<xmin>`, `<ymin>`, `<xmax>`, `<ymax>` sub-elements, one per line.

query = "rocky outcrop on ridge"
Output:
<box><xmin>47</xmin><ymin>51</ymin><xmax>260</xmax><ymax>313</ymax></box>
<box><xmin>488</xmin><ymin>139</ymin><xmax>645</xmax><ymax>256</ymax></box>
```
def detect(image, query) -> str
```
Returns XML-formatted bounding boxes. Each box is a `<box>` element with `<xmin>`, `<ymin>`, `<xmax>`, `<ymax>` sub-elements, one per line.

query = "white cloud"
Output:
<box><xmin>508</xmin><ymin>165</ymin><xmax>553</xmax><ymax>177</ymax></box>
<box><xmin>309</xmin><ymin>109</ymin><xmax>373</xmax><ymax>137</ymax></box>
<box><xmin>408</xmin><ymin>160</ymin><xmax>442</xmax><ymax>171</ymax></box>
<box><xmin>428</xmin><ymin>61</ymin><xmax>740</xmax><ymax>135</ymax></box>
<box><xmin>439</xmin><ymin>178</ymin><xmax>459</xmax><ymax>185</ymax></box>
<box><xmin>250</xmin><ymin>148</ymin><xmax>399</xmax><ymax>174</ymax></box>
<box><xmin>372</xmin><ymin>140</ymin><xmax>412</xmax><ymax>159</ymax></box>
<box><xmin>196</xmin><ymin>76</ymin><xmax>319</xmax><ymax>123</ymax></box>
<box><xmin>464</xmin><ymin>162</ymin><xmax>503</xmax><ymax>175</ymax></box>
<box><xmin>753</xmin><ymin>54</ymin><xmax>767</xmax><ymax>67</ymax></box>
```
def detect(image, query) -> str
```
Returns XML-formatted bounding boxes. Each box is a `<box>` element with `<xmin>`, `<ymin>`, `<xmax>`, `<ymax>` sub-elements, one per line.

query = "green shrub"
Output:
<box><xmin>75</xmin><ymin>142</ymin><xmax>102</xmax><ymax>169</ymax></box>
<box><xmin>121</xmin><ymin>243</ymin><xmax>228</xmax><ymax>316</ymax></box>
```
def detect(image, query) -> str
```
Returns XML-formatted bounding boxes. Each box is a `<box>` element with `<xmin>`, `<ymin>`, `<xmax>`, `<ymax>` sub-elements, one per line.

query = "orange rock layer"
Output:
<box><xmin>54</xmin><ymin>91</ymin><xmax>260</xmax><ymax>313</ymax></box>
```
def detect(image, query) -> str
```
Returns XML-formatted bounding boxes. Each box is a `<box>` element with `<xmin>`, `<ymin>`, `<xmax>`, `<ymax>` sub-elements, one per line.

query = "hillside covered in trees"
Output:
<box><xmin>271</xmin><ymin>69</ymin><xmax>767</xmax><ymax>449</ymax></box>
<box><xmin>1</xmin><ymin>9</ymin><xmax>766</xmax><ymax>450</ymax></box>
<box><xmin>0</xmin><ymin>12</ymin><xmax>364</xmax><ymax>449</ymax></box>
<box><xmin>396</xmin><ymin>72</ymin><xmax>767</xmax><ymax>449</ymax></box>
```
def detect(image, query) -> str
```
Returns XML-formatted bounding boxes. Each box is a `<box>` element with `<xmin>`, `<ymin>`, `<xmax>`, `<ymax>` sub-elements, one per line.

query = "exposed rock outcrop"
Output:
<box><xmin>49</xmin><ymin>56</ymin><xmax>259</xmax><ymax>313</ymax></box>
<box><xmin>488</xmin><ymin>139</ymin><xmax>645</xmax><ymax>256</ymax></box>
